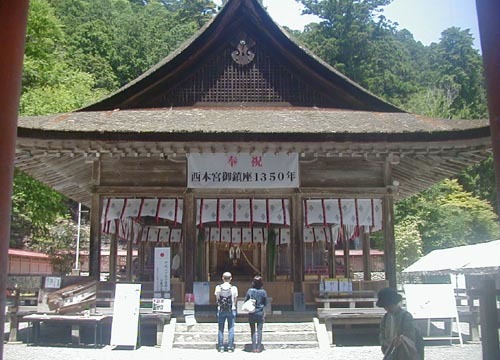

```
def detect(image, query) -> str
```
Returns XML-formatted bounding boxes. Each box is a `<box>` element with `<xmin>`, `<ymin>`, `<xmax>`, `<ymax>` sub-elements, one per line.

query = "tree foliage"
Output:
<box><xmin>11</xmin><ymin>170</ymin><xmax>69</xmax><ymax>248</ymax></box>
<box><xmin>395</xmin><ymin>179</ymin><xmax>500</xmax><ymax>255</ymax></box>
<box><xmin>394</xmin><ymin>219</ymin><xmax>423</xmax><ymax>273</ymax></box>
<box><xmin>36</xmin><ymin>217</ymin><xmax>90</xmax><ymax>275</ymax></box>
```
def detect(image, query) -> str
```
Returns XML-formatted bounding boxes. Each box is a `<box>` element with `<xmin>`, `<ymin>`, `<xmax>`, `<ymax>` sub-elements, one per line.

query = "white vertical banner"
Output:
<box><xmin>154</xmin><ymin>247</ymin><xmax>171</xmax><ymax>298</ymax></box>
<box><xmin>188</xmin><ymin>152</ymin><xmax>299</xmax><ymax>188</ymax></box>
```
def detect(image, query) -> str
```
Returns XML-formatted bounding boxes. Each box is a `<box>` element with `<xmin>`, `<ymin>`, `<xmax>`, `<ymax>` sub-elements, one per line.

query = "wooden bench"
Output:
<box><xmin>315</xmin><ymin>290</ymin><xmax>377</xmax><ymax>308</ymax></box>
<box><xmin>317</xmin><ymin>307</ymin><xmax>385</xmax><ymax>344</ymax></box>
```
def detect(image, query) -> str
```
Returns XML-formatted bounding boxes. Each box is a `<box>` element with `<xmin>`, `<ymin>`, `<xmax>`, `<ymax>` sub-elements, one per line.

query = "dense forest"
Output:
<box><xmin>12</xmin><ymin>0</ymin><xmax>499</xmax><ymax>273</ymax></box>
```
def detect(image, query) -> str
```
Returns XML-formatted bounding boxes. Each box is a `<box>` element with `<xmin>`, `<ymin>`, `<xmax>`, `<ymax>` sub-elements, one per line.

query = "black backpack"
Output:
<box><xmin>217</xmin><ymin>285</ymin><xmax>232</xmax><ymax>311</ymax></box>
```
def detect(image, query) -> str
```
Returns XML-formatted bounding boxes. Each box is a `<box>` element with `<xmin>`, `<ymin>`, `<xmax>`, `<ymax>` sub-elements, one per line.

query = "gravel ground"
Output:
<box><xmin>3</xmin><ymin>343</ymin><xmax>482</xmax><ymax>360</ymax></box>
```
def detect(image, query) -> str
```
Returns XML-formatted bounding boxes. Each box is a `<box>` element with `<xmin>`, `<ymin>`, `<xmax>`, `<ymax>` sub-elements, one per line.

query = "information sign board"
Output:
<box><xmin>110</xmin><ymin>283</ymin><xmax>141</xmax><ymax>349</ymax></box>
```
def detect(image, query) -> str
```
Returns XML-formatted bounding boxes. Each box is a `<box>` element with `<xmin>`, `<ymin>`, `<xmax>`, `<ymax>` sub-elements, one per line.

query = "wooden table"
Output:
<box><xmin>23</xmin><ymin>313</ymin><xmax>110</xmax><ymax>347</ymax></box>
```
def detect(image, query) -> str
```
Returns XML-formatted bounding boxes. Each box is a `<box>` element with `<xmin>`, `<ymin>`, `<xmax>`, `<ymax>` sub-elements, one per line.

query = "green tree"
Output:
<box><xmin>22</xmin><ymin>0</ymin><xmax>106</xmax><ymax>113</ymax></box>
<box><xmin>458</xmin><ymin>156</ymin><xmax>498</xmax><ymax>213</ymax></box>
<box><xmin>48</xmin><ymin>0</ymin><xmax>212</xmax><ymax>88</ymax></box>
<box><xmin>395</xmin><ymin>179</ymin><xmax>500</xmax><ymax>254</ymax></box>
<box><xmin>295</xmin><ymin>0</ymin><xmax>422</xmax><ymax>105</ymax></box>
<box><xmin>11</xmin><ymin>170</ymin><xmax>69</xmax><ymax>248</ymax></box>
<box><xmin>395</xmin><ymin>219</ymin><xmax>423</xmax><ymax>273</ymax></box>
<box><xmin>37</xmin><ymin>217</ymin><xmax>90</xmax><ymax>274</ymax></box>
<box><xmin>430</xmin><ymin>27</ymin><xmax>486</xmax><ymax>119</ymax></box>
<box><xmin>23</xmin><ymin>0</ymin><xmax>66</xmax><ymax>89</ymax></box>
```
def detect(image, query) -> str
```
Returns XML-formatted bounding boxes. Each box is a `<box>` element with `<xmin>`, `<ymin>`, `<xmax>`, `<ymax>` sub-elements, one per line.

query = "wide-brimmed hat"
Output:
<box><xmin>376</xmin><ymin>287</ymin><xmax>402</xmax><ymax>307</ymax></box>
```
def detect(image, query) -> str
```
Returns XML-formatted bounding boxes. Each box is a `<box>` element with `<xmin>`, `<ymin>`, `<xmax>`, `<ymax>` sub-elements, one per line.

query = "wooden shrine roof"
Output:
<box><xmin>19</xmin><ymin>108</ymin><xmax>489</xmax><ymax>141</ymax></box>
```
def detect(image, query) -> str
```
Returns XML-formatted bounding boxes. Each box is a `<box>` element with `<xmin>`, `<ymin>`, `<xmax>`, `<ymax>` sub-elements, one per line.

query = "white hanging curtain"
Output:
<box><xmin>101</xmin><ymin>197</ymin><xmax>183</xmax><ymax>243</ymax></box>
<box><xmin>203</xmin><ymin>227</ymin><xmax>268</xmax><ymax>244</ymax></box>
<box><xmin>304</xmin><ymin>198</ymin><xmax>382</xmax><ymax>231</ymax></box>
<box><xmin>102</xmin><ymin>198</ymin><xmax>183</xmax><ymax>224</ymax></box>
<box><xmin>196</xmin><ymin>198</ymin><xmax>290</xmax><ymax>227</ymax></box>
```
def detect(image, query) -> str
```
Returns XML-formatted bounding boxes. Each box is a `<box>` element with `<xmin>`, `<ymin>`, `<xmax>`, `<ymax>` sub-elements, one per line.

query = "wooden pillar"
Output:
<box><xmin>383</xmin><ymin>157</ymin><xmax>397</xmax><ymax>289</ymax></box>
<box><xmin>362</xmin><ymin>231</ymin><xmax>372</xmax><ymax>281</ymax></box>
<box><xmin>383</xmin><ymin>194</ymin><xmax>396</xmax><ymax>288</ymax></box>
<box><xmin>138</xmin><ymin>241</ymin><xmax>145</xmax><ymax>280</ymax></box>
<box><xmin>329</xmin><ymin>227</ymin><xmax>337</xmax><ymax>277</ymax></box>
<box><xmin>291</xmin><ymin>194</ymin><xmax>304</xmax><ymax>292</ymax></box>
<box><xmin>261</xmin><ymin>241</ymin><xmax>267</xmax><ymax>279</ymax></box>
<box><xmin>126</xmin><ymin>232</ymin><xmax>133</xmax><ymax>281</ymax></box>
<box><xmin>89</xmin><ymin>192</ymin><xmax>102</xmax><ymax>278</ymax></box>
<box><xmin>474</xmin><ymin>6</ymin><xmax>500</xmax><ymax>356</ymax></box>
<box><xmin>210</xmin><ymin>241</ymin><xmax>218</xmax><ymax>278</ymax></box>
<box><xmin>183</xmin><ymin>192</ymin><xmax>196</xmax><ymax>293</ymax></box>
<box><xmin>478</xmin><ymin>278</ymin><xmax>500</xmax><ymax>360</ymax></box>
<box><xmin>109</xmin><ymin>232</ymin><xmax>117</xmax><ymax>281</ymax></box>
<box><xmin>0</xmin><ymin>3</ymin><xmax>29</xmax><ymax>357</ymax></box>
<box><xmin>476</xmin><ymin>0</ymin><xmax>500</xmax><ymax>215</ymax></box>
<box><xmin>343</xmin><ymin>232</ymin><xmax>350</xmax><ymax>279</ymax></box>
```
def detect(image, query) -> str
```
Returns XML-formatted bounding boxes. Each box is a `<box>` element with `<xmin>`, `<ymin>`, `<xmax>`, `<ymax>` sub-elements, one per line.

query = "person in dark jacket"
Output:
<box><xmin>244</xmin><ymin>275</ymin><xmax>267</xmax><ymax>353</ymax></box>
<box><xmin>377</xmin><ymin>287</ymin><xmax>424</xmax><ymax>360</ymax></box>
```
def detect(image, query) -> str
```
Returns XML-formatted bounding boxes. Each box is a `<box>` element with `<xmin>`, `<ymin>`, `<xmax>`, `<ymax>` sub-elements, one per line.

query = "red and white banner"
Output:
<box><xmin>188</xmin><ymin>152</ymin><xmax>299</xmax><ymax>188</ymax></box>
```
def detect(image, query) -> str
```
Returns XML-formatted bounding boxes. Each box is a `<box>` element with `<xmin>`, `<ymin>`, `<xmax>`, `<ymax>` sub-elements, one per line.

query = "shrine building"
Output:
<box><xmin>15</xmin><ymin>0</ymin><xmax>491</xmax><ymax>308</ymax></box>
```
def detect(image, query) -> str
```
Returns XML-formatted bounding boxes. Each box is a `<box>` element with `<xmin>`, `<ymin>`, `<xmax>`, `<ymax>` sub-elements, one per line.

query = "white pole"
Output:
<box><xmin>75</xmin><ymin>202</ymin><xmax>81</xmax><ymax>270</ymax></box>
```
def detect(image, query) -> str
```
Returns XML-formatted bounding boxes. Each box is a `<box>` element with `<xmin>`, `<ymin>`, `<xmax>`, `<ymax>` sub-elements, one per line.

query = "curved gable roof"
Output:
<box><xmin>82</xmin><ymin>0</ymin><xmax>401</xmax><ymax>112</ymax></box>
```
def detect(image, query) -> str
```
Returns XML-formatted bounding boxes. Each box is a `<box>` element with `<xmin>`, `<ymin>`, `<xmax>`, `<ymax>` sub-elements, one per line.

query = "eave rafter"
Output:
<box><xmin>14</xmin><ymin>135</ymin><xmax>491</xmax><ymax>206</ymax></box>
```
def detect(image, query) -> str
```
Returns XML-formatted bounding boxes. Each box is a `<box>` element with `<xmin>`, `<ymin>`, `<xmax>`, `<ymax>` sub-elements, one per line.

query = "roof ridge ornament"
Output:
<box><xmin>231</xmin><ymin>39</ymin><xmax>255</xmax><ymax>65</ymax></box>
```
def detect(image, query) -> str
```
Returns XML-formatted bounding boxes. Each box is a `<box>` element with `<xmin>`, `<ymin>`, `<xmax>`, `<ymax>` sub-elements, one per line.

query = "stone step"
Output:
<box><xmin>172</xmin><ymin>321</ymin><xmax>319</xmax><ymax>349</ymax></box>
<box><xmin>174</xmin><ymin>331</ymin><xmax>318</xmax><ymax>342</ymax></box>
<box><xmin>175</xmin><ymin>322</ymin><xmax>316</xmax><ymax>332</ymax></box>
<box><xmin>173</xmin><ymin>341</ymin><xmax>319</xmax><ymax>350</ymax></box>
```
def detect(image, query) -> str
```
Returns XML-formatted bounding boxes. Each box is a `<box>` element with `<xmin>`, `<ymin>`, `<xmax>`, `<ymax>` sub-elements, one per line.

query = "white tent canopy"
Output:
<box><xmin>403</xmin><ymin>240</ymin><xmax>500</xmax><ymax>275</ymax></box>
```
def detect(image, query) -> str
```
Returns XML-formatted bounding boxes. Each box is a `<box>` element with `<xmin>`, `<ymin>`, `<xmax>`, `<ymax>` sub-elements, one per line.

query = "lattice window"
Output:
<box><xmin>149</xmin><ymin>41</ymin><xmax>330</xmax><ymax>107</ymax></box>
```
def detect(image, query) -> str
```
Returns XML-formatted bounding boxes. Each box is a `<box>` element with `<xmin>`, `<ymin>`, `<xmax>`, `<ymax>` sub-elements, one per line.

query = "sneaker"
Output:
<box><xmin>217</xmin><ymin>347</ymin><xmax>224</xmax><ymax>352</ymax></box>
<box><xmin>227</xmin><ymin>348</ymin><xmax>234</xmax><ymax>353</ymax></box>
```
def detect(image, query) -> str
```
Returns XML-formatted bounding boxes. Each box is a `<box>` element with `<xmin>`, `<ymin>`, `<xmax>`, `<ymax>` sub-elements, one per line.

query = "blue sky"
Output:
<box><xmin>260</xmin><ymin>0</ymin><xmax>481</xmax><ymax>49</ymax></box>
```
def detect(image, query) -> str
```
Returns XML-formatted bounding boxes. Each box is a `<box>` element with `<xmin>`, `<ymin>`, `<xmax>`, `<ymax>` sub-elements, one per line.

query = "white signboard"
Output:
<box><xmin>188</xmin><ymin>152</ymin><xmax>299</xmax><ymax>189</ymax></box>
<box><xmin>154</xmin><ymin>247</ymin><xmax>171</xmax><ymax>298</ymax></box>
<box><xmin>44</xmin><ymin>276</ymin><xmax>61</xmax><ymax>289</ymax></box>
<box><xmin>403</xmin><ymin>284</ymin><xmax>458</xmax><ymax>319</ymax></box>
<box><xmin>152</xmin><ymin>298</ymin><xmax>172</xmax><ymax>313</ymax></box>
<box><xmin>110</xmin><ymin>283</ymin><xmax>141</xmax><ymax>349</ymax></box>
